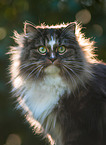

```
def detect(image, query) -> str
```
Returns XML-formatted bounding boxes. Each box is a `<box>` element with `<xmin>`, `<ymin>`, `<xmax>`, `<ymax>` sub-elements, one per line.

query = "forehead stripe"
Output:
<box><xmin>48</xmin><ymin>36</ymin><xmax>56</xmax><ymax>50</ymax></box>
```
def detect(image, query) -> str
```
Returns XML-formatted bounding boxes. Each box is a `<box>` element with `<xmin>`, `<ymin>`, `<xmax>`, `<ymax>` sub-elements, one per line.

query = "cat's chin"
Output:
<box><xmin>44</xmin><ymin>65</ymin><xmax>60</xmax><ymax>75</ymax></box>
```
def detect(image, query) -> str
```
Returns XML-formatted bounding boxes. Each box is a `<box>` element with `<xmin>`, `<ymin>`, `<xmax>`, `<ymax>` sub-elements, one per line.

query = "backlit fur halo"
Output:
<box><xmin>11</xmin><ymin>21</ymin><xmax>97</xmax><ymax>64</ymax></box>
<box><xmin>8</xmin><ymin>22</ymin><xmax>98</xmax><ymax>145</ymax></box>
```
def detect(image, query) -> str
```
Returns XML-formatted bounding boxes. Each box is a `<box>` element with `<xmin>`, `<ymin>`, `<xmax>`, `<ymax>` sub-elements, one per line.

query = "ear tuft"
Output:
<box><xmin>24</xmin><ymin>21</ymin><xmax>37</xmax><ymax>35</ymax></box>
<box><xmin>62</xmin><ymin>22</ymin><xmax>76</xmax><ymax>34</ymax></box>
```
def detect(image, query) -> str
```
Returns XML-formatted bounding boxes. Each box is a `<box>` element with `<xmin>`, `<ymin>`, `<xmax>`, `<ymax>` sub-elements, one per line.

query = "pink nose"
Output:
<box><xmin>49</xmin><ymin>57</ymin><xmax>56</xmax><ymax>63</ymax></box>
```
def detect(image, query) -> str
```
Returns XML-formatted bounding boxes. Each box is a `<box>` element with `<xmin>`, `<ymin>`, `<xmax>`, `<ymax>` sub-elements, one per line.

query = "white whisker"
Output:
<box><xmin>19</xmin><ymin>62</ymin><xmax>43</xmax><ymax>70</ymax></box>
<box><xmin>62</xmin><ymin>60</ymin><xmax>83</xmax><ymax>64</ymax></box>
<box><xmin>62</xmin><ymin>66</ymin><xmax>77</xmax><ymax>85</ymax></box>
<box><xmin>62</xmin><ymin>66</ymin><xmax>79</xmax><ymax>93</ymax></box>
<box><xmin>25</xmin><ymin>65</ymin><xmax>42</xmax><ymax>80</ymax></box>
<box><xmin>35</xmin><ymin>66</ymin><xmax>44</xmax><ymax>78</ymax></box>
<box><xmin>62</xmin><ymin>63</ymin><xmax>86</xmax><ymax>88</ymax></box>
<box><xmin>20</xmin><ymin>65</ymin><xmax>36</xmax><ymax>74</ymax></box>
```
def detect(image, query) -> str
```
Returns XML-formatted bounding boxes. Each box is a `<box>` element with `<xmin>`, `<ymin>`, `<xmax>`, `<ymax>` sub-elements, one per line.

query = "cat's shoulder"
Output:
<box><xmin>92</xmin><ymin>62</ymin><xmax>106</xmax><ymax>79</ymax></box>
<box><xmin>90</xmin><ymin>62</ymin><xmax>106</xmax><ymax>98</ymax></box>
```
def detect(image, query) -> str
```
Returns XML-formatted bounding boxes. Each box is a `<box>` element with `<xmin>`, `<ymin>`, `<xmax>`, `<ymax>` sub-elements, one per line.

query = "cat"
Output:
<box><xmin>9</xmin><ymin>21</ymin><xmax>106</xmax><ymax>145</ymax></box>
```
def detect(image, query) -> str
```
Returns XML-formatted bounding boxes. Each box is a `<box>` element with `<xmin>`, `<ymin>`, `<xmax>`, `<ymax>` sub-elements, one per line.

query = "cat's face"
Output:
<box><xmin>19</xmin><ymin>23</ymin><xmax>85</xmax><ymax>82</ymax></box>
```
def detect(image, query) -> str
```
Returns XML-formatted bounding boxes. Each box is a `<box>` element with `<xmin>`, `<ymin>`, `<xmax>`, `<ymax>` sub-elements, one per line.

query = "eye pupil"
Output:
<box><xmin>60</xmin><ymin>47</ymin><xmax>63</xmax><ymax>51</ymax></box>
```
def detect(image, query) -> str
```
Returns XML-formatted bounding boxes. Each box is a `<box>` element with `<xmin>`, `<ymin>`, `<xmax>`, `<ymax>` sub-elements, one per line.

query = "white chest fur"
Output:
<box><xmin>23</xmin><ymin>74</ymin><xmax>70</xmax><ymax>125</ymax></box>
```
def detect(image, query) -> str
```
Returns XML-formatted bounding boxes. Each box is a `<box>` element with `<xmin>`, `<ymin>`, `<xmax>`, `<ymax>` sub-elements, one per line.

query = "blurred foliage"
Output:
<box><xmin>0</xmin><ymin>0</ymin><xmax>106</xmax><ymax>145</ymax></box>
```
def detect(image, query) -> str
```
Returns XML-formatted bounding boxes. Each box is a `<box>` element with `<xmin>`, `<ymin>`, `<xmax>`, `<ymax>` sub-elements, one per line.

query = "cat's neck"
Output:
<box><xmin>23</xmin><ymin>74</ymin><xmax>70</xmax><ymax>123</ymax></box>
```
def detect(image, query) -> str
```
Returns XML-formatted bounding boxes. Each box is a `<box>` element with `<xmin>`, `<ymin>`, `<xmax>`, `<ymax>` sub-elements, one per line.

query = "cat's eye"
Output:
<box><xmin>58</xmin><ymin>46</ymin><xmax>66</xmax><ymax>54</ymax></box>
<box><xmin>38</xmin><ymin>46</ymin><xmax>47</xmax><ymax>54</ymax></box>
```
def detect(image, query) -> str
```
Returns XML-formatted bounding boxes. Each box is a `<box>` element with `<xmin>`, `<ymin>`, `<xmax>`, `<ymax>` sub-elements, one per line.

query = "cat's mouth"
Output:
<box><xmin>44</xmin><ymin>65</ymin><xmax>60</xmax><ymax>75</ymax></box>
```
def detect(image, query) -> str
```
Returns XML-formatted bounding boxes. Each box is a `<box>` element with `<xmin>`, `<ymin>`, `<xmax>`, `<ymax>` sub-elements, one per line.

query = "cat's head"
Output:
<box><xmin>11</xmin><ymin>22</ymin><xmax>94</xmax><ymax>85</ymax></box>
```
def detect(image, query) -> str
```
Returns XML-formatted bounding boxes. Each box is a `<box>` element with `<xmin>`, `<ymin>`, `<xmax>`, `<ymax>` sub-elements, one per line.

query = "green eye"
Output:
<box><xmin>58</xmin><ymin>46</ymin><xmax>66</xmax><ymax>54</ymax></box>
<box><xmin>38</xmin><ymin>46</ymin><xmax>47</xmax><ymax>54</ymax></box>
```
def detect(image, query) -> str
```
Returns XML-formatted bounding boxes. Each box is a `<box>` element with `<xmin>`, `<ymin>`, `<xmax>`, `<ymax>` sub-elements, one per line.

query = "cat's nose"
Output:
<box><xmin>49</xmin><ymin>52</ymin><xmax>56</xmax><ymax>63</ymax></box>
<box><xmin>49</xmin><ymin>57</ymin><xmax>56</xmax><ymax>63</ymax></box>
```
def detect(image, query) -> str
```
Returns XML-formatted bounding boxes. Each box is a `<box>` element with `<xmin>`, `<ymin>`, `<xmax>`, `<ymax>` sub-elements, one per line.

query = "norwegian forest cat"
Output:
<box><xmin>9</xmin><ymin>22</ymin><xmax>106</xmax><ymax>145</ymax></box>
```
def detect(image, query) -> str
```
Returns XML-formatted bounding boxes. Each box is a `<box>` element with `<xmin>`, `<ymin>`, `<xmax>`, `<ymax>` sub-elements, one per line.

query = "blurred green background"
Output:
<box><xmin>0</xmin><ymin>0</ymin><xmax>106</xmax><ymax>145</ymax></box>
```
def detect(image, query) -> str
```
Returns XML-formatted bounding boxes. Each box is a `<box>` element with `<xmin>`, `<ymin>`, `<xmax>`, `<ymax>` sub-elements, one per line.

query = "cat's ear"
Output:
<box><xmin>24</xmin><ymin>22</ymin><xmax>39</xmax><ymax>35</ymax></box>
<box><xmin>66</xmin><ymin>22</ymin><xmax>76</xmax><ymax>32</ymax></box>
<box><xmin>61</xmin><ymin>22</ymin><xmax>76</xmax><ymax>36</ymax></box>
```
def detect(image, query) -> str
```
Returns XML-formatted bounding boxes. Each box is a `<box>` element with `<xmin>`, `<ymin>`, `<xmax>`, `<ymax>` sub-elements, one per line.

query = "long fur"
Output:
<box><xmin>8</xmin><ymin>22</ymin><xmax>105</xmax><ymax>145</ymax></box>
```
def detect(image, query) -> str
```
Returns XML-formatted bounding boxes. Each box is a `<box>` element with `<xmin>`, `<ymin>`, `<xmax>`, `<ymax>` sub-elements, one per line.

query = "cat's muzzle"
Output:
<box><xmin>44</xmin><ymin>65</ymin><xmax>60</xmax><ymax>74</ymax></box>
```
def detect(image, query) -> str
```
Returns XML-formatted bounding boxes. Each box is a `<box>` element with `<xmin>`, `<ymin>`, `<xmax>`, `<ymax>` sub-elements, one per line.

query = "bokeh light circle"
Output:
<box><xmin>75</xmin><ymin>9</ymin><xmax>91</xmax><ymax>24</ymax></box>
<box><xmin>92</xmin><ymin>24</ymin><xmax>103</xmax><ymax>37</ymax></box>
<box><xmin>0</xmin><ymin>27</ymin><xmax>7</xmax><ymax>40</ymax></box>
<box><xmin>5</xmin><ymin>134</ymin><xmax>21</xmax><ymax>145</ymax></box>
